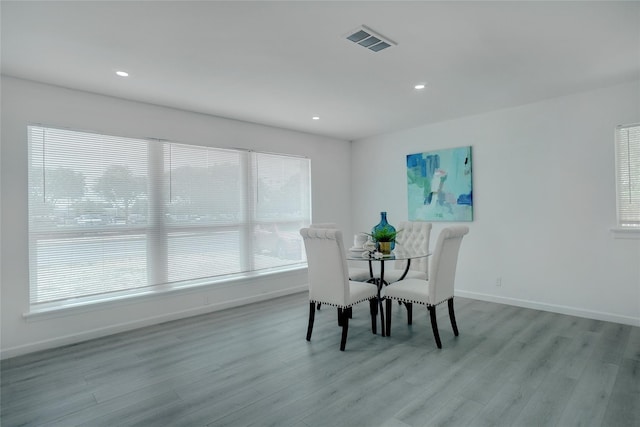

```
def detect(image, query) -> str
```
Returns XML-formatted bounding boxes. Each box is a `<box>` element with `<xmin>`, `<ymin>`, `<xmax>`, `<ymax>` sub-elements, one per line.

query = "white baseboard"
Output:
<box><xmin>1</xmin><ymin>285</ymin><xmax>307</xmax><ymax>360</ymax></box>
<box><xmin>455</xmin><ymin>290</ymin><xmax>640</xmax><ymax>327</ymax></box>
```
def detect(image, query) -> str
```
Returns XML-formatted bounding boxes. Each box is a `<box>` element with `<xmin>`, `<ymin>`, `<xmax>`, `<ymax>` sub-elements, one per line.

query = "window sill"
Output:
<box><xmin>611</xmin><ymin>227</ymin><xmax>640</xmax><ymax>239</ymax></box>
<box><xmin>23</xmin><ymin>264</ymin><xmax>307</xmax><ymax>321</ymax></box>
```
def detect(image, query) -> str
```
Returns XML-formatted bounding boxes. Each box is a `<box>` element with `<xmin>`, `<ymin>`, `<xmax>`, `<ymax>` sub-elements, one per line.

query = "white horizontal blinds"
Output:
<box><xmin>28</xmin><ymin>126</ymin><xmax>149</xmax><ymax>304</ymax></box>
<box><xmin>166</xmin><ymin>144</ymin><xmax>243</xmax><ymax>282</ymax></box>
<box><xmin>28</xmin><ymin>125</ymin><xmax>311</xmax><ymax>307</ymax></box>
<box><xmin>252</xmin><ymin>152</ymin><xmax>310</xmax><ymax>269</ymax></box>
<box><xmin>616</xmin><ymin>124</ymin><xmax>640</xmax><ymax>228</ymax></box>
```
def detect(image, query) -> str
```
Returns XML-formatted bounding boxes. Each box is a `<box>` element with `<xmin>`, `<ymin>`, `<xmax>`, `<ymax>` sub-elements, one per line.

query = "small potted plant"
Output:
<box><xmin>366</xmin><ymin>227</ymin><xmax>401</xmax><ymax>255</ymax></box>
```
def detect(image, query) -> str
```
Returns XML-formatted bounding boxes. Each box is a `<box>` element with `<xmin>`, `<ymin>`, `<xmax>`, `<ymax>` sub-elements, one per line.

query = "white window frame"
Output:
<box><xmin>27</xmin><ymin>125</ymin><xmax>311</xmax><ymax>313</ymax></box>
<box><xmin>613</xmin><ymin>123</ymin><xmax>640</xmax><ymax>239</ymax></box>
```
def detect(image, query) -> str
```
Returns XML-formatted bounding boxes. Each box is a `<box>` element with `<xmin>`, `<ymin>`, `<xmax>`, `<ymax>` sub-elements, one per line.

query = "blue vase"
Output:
<box><xmin>372</xmin><ymin>211</ymin><xmax>396</xmax><ymax>250</ymax></box>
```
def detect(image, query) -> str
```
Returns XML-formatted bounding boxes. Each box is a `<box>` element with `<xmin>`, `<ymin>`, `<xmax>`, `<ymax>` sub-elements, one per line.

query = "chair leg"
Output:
<box><xmin>379</xmin><ymin>296</ymin><xmax>386</xmax><ymax>337</ymax></box>
<box><xmin>369</xmin><ymin>299</ymin><xmax>378</xmax><ymax>335</ymax></box>
<box><xmin>385</xmin><ymin>299</ymin><xmax>392</xmax><ymax>336</ymax></box>
<box><xmin>306</xmin><ymin>302</ymin><xmax>316</xmax><ymax>341</ymax></box>
<box><xmin>448</xmin><ymin>298</ymin><xmax>459</xmax><ymax>336</ymax></box>
<box><xmin>405</xmin><ymin>302</ymin><xmax>413</xmax><ymax>325</ymax></box>
<box><xmin>337</xmin><ymin>307</ymin><xmax>352</xmax><ymax>326</ymax></box>
<box><xmin>339</xmin><ymin>308</ymin><xmax>349</xmax><ymax>351</ymax></box>
<box><xmin>428</xmin><ymin>305</ymin><xmax>442</xmax><ymax>349</ymax></box>
<box><xmin>337</xmin><ymin>308</ymin><xmax>343</xmax><ymax>326</ymax></box>
<box><xmin>317</xmin><ymin>303</ymin><xmax>321</xmax><ymax>310</ymax></box>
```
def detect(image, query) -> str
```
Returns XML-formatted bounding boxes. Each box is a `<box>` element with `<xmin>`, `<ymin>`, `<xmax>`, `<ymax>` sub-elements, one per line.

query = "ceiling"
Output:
<box><xmin>2</xmin><ymin>1</ymin><xmax>639</xmax><ymax>141</ymax></box>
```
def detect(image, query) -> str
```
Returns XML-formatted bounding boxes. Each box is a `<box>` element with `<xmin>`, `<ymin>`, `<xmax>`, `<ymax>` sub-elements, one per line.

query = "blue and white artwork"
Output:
<box><xmin>407</xmin><ymin>146</ymin><xmax>473</xmax><ymax>222</ymax></box>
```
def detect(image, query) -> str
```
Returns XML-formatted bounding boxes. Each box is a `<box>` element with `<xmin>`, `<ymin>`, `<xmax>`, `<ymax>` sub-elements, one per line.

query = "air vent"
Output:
<box><xmin>345</xmin><ymin>25</ymin><xmax>396</xmax><ymax>52</ymax></box>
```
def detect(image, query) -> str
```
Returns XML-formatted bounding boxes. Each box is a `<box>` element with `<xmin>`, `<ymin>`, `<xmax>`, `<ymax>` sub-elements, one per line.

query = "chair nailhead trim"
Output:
<box><xmin>309</xmin><ymin>297</ymin><xmax>374</xmax><ymax>309</ymax></box>
<box><xmin>384</xmin><ymin>296</ymin><xmax>449</xmax><ymax>307</ymax></box>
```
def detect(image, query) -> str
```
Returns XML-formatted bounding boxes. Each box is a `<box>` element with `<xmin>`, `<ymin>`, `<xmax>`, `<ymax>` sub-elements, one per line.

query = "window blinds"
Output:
<box><xmin>615</xmin><ymin>124</ymin><xmax>640</xmax><ymax>228</ymax></box>
<box><xmin>28</xmin><ymin>126</ymin><xmax>310</xmax><ymax>306</ymax></box>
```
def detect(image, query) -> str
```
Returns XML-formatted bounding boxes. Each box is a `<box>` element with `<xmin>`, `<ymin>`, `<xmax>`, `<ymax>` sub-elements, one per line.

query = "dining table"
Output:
<box><xmin>346</xmin><ymin>248</ymin><xmax>431</xmax><ymax>337</ymax></box>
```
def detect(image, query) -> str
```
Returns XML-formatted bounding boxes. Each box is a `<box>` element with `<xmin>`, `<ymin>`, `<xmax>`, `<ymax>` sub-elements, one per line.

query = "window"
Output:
<box><xmin>28</xmin><ymin>126</ymin><xmax>311</xmax><ymax>308</ymax></box>
<box><xmin>615</xmin><ymin>124</ymin><xmax>640</xmax><ymax>228</ymax></box>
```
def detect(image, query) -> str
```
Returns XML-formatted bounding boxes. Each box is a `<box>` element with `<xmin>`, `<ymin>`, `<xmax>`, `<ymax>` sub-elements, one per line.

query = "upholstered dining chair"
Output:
<box><xmin>384</xmin><ymin>226</ymin><xmax>469</xmax><ymax>349</ymax></box>
<box><xmin>309</xmin><ymin>222</ymin><xmax>370</xmax><ymax>285</ymax></box>
<box><xmin>300</xmin><ymin>227</ymin><xmax>379</xmax><ymax>351</ymax></box>
<box><xmin>383</xmin><ymin>221</ymin><xmax>432</xmax><ymax>283</ymax></box>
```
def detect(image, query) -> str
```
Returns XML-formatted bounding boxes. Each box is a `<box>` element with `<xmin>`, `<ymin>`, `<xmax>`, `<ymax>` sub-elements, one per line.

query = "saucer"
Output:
<box><xmin>349</xmin><ymin>247</ymin><xmax>366</xmax><ymax>252</ymax></box>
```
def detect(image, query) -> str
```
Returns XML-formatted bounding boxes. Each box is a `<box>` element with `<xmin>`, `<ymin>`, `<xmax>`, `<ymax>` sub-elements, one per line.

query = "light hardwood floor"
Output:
<box><xmin>1</xmin><ymin>292</ymin><xmax>639</xmax><ymax>426</ymax></box>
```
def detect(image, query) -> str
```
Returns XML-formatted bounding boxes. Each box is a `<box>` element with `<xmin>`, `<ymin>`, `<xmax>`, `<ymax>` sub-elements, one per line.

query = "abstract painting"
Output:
<box><xmin>407</xmin><ymin>146</ymin><xmax>473</xmax><ymax>222</ymax></box>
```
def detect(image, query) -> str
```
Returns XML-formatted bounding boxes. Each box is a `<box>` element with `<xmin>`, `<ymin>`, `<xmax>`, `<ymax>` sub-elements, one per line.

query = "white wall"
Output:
<box><xmin>0</xmin><ymin>76</ymin><xmax>352</xmax><ymax>358</ymax></box>
<box><xmin>351</xmin><ymin>80</ymin><xmax>640</xmax><ymax>326</ymax></box>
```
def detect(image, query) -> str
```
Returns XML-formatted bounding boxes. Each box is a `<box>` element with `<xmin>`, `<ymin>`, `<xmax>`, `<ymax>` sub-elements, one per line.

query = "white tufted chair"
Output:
<box><xmin>300</xmin><ymin>228</ymin><xmax>379</xmax><ymax>351</ymax></box>
<box><xmin>383</xmin><ymin>221</ymin><xmax>432</xmax><ymax>283</ymax></box>
<box><xmin>384</xmin><ymin>226</ymin><xmax>469</xmax><ymax>348</ymax></box>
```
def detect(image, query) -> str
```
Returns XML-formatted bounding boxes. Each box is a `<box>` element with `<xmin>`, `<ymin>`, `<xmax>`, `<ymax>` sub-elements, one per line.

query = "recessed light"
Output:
<box><xmin>116</xmin><ymin>71</ymin><xmax>129</xmax><ymax>77</ymax></box>
<box><xmin>312</xmin><ymin>116</ymin><xmax>320</xmax><ymax>120</ymax></box>
<box><xmin>414</xmin><ymin>84</ymin><xmax>426</xmax><ymax>90</ymax></box>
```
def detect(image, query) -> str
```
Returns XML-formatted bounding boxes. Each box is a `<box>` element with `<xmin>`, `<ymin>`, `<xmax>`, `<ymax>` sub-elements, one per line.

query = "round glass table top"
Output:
<box><xmin>346</xmin><ymin>249</ymin><xmax>430</xmax><ymax>261</ymax></box>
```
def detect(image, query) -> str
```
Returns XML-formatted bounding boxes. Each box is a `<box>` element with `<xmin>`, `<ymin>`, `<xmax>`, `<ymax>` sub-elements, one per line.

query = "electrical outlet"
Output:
<box><xmin>496</xmin><ymin>277</ymin><xmax>502</xmax><ymax>287</ymax></box>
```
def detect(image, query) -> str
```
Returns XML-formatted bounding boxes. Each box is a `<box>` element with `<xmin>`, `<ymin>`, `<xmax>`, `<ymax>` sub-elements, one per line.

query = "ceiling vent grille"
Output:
<box><xmin>345</xmin><ymin>25</ymin><xmax>397</xmax><ymax>52</ymax></box>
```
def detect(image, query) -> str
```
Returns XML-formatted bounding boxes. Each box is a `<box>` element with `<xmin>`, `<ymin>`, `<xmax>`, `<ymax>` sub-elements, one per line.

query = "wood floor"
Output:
<box><xmin>1</xmin><ymin>292</ymin><xmax>639</xmax><ymax>427</ymax></box>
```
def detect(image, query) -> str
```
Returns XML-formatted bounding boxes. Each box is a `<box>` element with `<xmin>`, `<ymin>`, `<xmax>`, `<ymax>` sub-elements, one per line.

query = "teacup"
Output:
<box><xmin>353</xmin><ymin>233</ymin><xmax>368</xmax><ymax>248</ymax></box>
